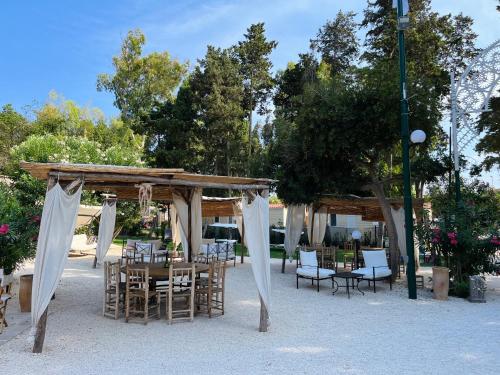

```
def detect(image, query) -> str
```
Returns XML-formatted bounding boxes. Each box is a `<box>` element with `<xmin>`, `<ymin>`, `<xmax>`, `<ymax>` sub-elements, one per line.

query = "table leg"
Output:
<box><xmin>281</xmin><ymin>250</ymin><xmax>286</xmax><ymax>273</ymax></box>
<box><xmin>356</xmin><ymin>278</ymin><xmax>365</xmax><ymax>296</ymax></box>
<box><xmin>347</xmin><ymin>278</ymin><xmax>351</xmax><ymax>299</ymax></box>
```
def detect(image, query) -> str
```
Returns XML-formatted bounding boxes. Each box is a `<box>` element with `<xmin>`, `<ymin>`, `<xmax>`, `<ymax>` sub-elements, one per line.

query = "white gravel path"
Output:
<box><xmin>1</xmin><ymin>247</ymin><xmax>499</xmax><ymax>375</ymax></box>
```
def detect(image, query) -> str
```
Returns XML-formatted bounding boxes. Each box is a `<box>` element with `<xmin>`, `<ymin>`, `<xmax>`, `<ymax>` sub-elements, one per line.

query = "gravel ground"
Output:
<box><xmin>1</xmin><ymin>246</ymin><xmax>499</xmax><ymax>375</ymax></box>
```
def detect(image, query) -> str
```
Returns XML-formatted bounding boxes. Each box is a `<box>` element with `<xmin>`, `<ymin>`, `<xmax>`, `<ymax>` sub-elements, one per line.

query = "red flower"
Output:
<box><xmin>447</xmin><ymin>232</ymin><xmax>457</xmax><ymax>239</ymax></box>
<box><xmin>0</xmin><ymin>224</ymin><xmax>10</xmax><ymax>235</ymax></box>
<box><xmin>31</xmin><ymin>216</ymin><xmax>41</xmax><ymax>223</ymax></box>
<box><xmin>450</xmin><ymin>239</ymin><xmax>458</xmax><ymax>246</ymax></box>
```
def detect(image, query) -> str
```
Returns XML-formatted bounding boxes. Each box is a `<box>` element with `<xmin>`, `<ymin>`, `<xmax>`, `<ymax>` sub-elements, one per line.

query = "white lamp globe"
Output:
<box><xmin>410</xmin><ymin>129</ymin><xmax>426</xmax><ymax>144</ymax></box>
<box><xmin>351</xmin><ymin>230</ymin><xmax>362</xmax><ymax>240</ymax></box>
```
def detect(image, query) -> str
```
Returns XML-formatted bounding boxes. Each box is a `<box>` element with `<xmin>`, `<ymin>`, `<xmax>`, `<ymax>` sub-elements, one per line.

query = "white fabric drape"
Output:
<box><xmin>95</xmin><ymin>200</ymin><xmax>117</xmax><ymax>265</ymax></box>
<box><xmin>173</xmin><ymin>188</ymin><xmax>202</xmax><ymax>260</ymax></box>
<box><xmin>170</xmin><ymin>205</ymin><xmax>188</xmax><ymax>256</ymax></box>
<box><xmin>31</xmin><ymin>183</ymin><xmax>82</xmax><ymax>328</ymax></box>
<box><xmin>284</xmin><ymin>204</ymin><xmax>305</xmax><ymax>259</ymax></box>
<box><xmin>307</xmin><ymin>206</ymin><xmax>328</xmax><ymax>245</ymax></box>
<box><xmin>232</xmin><ymin>200</ymin><xmax>246</xmax><ymax>246</ymax></box>
<box><xmin>391</xmin><ymin>207</ymin><xmax>419</xmax><ymax>267</ymax></box>
<box><xmin>242</xmin><ymin>195</ymin><xmax>271</xmax><ymax>314</ymax></box>
<box><xmin>391</xmin><ymin>207</ymin><xmax>407</xmax><ymax>263</ymax></box>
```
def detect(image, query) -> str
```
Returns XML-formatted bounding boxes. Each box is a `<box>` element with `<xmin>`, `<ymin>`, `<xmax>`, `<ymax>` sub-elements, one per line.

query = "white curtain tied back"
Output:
<box><xmin>232</xmin><ymin>200</ymin><xmax>246</xmax><ymax>246</ymax></box>
<box><xmin>31</xmin><ymin>183</ymin><xmax>83</xmax><ymax>331</ymax></box>
<box><xmin>95</xmin><ymin>200</ymin><xmax>117</xmax><ymax>264</ymax></box>
<box><xmin>307</xmin><ymin>206</ymin><xmax>328</xmax><ymax>245</ymax></box>
<box><xmin>242</xmin><ymin>195</ymin><xmax>271</xmax><ymax>315</ymax></box>
<box><xmin>172</xmin><ymin>188</ymin><xmax>202</xmax><ymax>261</ymax></box>
<box><xmin>138</xmin><ymin>183</ymin><xmax>153</xmax><ymax>217</ymax></box>
<box><xmin>284</xmin><ymin>204</ymin><xmax>305</xmax><ymax>261</ymax></box>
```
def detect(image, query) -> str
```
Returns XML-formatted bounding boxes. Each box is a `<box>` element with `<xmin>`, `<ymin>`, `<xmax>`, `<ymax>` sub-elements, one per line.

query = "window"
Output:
<box><xmin>330</xmin><ymin>214</ymin><xmax>337</xmax><ymax>226</ymax></box>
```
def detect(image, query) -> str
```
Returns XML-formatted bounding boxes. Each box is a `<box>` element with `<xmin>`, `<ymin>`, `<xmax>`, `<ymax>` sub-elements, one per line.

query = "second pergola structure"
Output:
<box><xmin>21</xmin><ymin>162</ymin><xmax>274</xmax><ymax>353</ymax></box>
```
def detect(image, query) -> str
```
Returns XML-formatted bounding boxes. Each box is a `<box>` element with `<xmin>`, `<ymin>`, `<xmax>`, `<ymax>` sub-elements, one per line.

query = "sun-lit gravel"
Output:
<box><xmin>1</xmin><ymin>245</ymin><xmax>499</xmax><ymax>375</ymax></box>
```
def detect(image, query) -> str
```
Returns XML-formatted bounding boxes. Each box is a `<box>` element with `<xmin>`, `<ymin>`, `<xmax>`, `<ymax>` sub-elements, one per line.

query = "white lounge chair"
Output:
<box><xmin>296</xmin><ymin>249</ymin><xmax>335</xmax><ymax>292</ymax></box>
<box><xmin>356</xmin><ymin>250</ymin><xmax>392</xmax><ymax>293</ymax></box>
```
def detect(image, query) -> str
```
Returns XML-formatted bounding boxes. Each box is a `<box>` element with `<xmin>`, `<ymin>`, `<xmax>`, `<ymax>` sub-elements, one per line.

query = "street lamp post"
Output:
<box><xmin>396</xmin><ymin>0</ymin><xmax>417</xmax><ymax>299</ymax></box>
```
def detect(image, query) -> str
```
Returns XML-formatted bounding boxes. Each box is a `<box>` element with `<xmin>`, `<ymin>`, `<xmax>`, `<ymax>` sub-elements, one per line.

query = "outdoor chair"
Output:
<box><xmin>167</xmin><ymin>264</ymin><xmax>195</xmax><ymax>324</ymax></box>
<box><xmin>195</xmin><ymin>260</ymin><xmax>225</xmax><ymax>318</ymax></box>
<box><xmin>355</xmin><ymin>250</ymin><xmax>392</xmax><ymax>293</ymax></box>
<box><xmin>0</xmin><ymin>286</ymin><xmax>12</xmax><ymax>333</ymax></box>
<box><xmin>125</xmin><ymin>265</ymin><xmax>160</xmax><ymax>324</ymax></box>
<box><xmin>103</xmin><ymin>260</ymin><xmax>125</xmax><ymax>319</ymax></box>
<box><xmin>135</xmin><ymin>242</ymin><xmax>154</xmax><ymax>263</ymax></box>
<box><xmin>296</xmin><ymin>249</ymin><xmax>335</xmax><ymax>292</ymax></box>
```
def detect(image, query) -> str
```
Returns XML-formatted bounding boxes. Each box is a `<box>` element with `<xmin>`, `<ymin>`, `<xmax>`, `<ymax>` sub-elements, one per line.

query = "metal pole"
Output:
<box><xmin>450</xmin><ymin>71</ymin><xmax>461</xmax><ymax>205</ymax></box>
<box><xmin>397</xmin><ymin>0</ymin><xmax>417</xmax><ymax>299</ymax></box>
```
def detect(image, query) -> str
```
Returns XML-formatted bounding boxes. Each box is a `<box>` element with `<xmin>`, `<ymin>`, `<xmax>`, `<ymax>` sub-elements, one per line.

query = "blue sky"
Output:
<box><xmin>1</xmin><ymin>0</ymin><xmax>499</xmax><ymax>184</ymax></box>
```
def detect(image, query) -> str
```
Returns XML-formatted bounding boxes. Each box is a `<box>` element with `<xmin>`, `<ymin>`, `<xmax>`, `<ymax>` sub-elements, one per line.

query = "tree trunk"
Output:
<box><xmin>371</xmin><ymin>179</ymin><xmax>399</xmax><ymax>281</ymax></box>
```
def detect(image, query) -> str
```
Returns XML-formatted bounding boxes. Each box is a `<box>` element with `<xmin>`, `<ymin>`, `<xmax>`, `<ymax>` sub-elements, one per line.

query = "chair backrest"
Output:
<box><xmin>136</xmin><ymin>242</ymin><xmax>153</xmax><ymax>255</ymax></box>
<box><xmin>299</xmin><ymin>250</ymin><xmax>318</xmax><ymax>268</ymax></box>
<box><xmin>169</xmin><ymin>264</ymin><xmax>195</xmax><ymax>292</ymax></box>
<box><xmin>147</xmin><ymin>239</ymin><xmax>162</xmax><ymax>251</ymax></box>
<box><xmin>126</xmin><ymin>239</ymin><xmax>137</xmax><ymax>249</ymax></box>
<box><xmin>210</xmin><ymin>260</ymin><xmax>226</xmax><ymax>288</ymax></box>
<box><xmin>202</xmin><ymin>238</ymin><xmax>215</xmax><ymax>244</ymax></box>
<box><xmin>104</xmin><ymin>260</ymin><xmax>121</xmax><ymax>289</ymax></box>
<box><xmin>126</xmin><ymin>266</ymin><xmax>148</xmax><ymax>291</ymax></box>
<box><xmin>344</xmin><ymin>241</ymin><xmax>353</xmax><ymax>251</ymax></box>
<box><xmin>362</xmin><ymin>250</ymin><xmax>388</xmax><ymax>268</ymax></box>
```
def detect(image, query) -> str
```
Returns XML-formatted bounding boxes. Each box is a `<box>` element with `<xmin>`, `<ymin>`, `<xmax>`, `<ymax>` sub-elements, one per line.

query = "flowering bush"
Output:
<box><xmin>0</xmin><ymin>183</ymin><xmax>41</xmax><ymax>274</ymax></box>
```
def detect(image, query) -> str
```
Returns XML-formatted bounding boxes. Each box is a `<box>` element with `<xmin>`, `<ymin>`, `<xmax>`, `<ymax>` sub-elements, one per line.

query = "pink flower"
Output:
<box><xmin>31</xmin><ymin>216</ymin><xmax>41</xmax><ymax>223</ymax></box>
<box><xmin>431</xmin><ymin>238</ymin><xmax>439</xmax><ymax>244</ymax></box>
<box><xmin>450</xmin><ymin>239</ymin><xmax>458</xmax><ymax>246</ymax></box>
<box><xmin>0</xmin><ymin>224</ymin><xmax>10</xmax><ymax>235</ymax></box>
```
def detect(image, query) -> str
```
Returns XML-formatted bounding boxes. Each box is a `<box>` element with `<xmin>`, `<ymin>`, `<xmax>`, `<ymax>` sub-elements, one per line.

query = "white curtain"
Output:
<box><xmin>391</xmin><ymin>207</ymin><xmax>419</xmax><ymax>267</ymax></box>
<box><xmin>173</xmin><ymin>188</ymin><xmax>202</xmax><ymax>260</ymax></box>
<box><xmin>170</xmin><ymin>205</ymin><xmax>188</xmax><ymax>256</ymax></box>
<box><xmin>232</xmin><ymin>200</ymin><xmax>246</xmax><ymax>246</ymax></box>
<box><xmin>95</xmin><ymin>200</ymin><xmax>117</xmax><ymax>265</ymax></box>
<box><xmin>284</xmin><ymin>204</ymin><xmax>305</xmax><ymax>259</ymax></box>
<box><xmin>31</xmin><ymin>183</ymin><xmax>83</xmax><ymax>329</ymax></box>
<box><xmin>391</xmin><ymin>207</ymin><xmax>407</xmax><ymax>263</ymax></box>
<box><xmin>307</xmin><ymin>206</ymin><xmax>328</xmax><ymax>245</ymax></box>
<box><xmin>242</xmin><ymin>195</ymin><xmax>271</xmax><ymax>314</ymax></box>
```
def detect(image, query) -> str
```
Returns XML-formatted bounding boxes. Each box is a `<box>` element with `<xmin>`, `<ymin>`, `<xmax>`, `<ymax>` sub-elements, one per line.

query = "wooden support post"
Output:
<box><xmin>281</xmin><ymin>250</ymin><xmax>286</xmax><ymax>273</ymax></box>
<box><xmin>92</xmin><ymin>256</ymin><xmax>97</xmax><ymax>268</ymax></box>
<box><xmin>240</xmin><ymin>219</ymin><xmax>245</xmax><ymax>264</ymax></box>
<box><xmin>259</xmin><ymin>294</ymin><xmax>269</xmax><ymax>332</ymax></box>
<box><xmin>32</xmin><ymin>307</ymin><xmax>48</xmax><ymax>353</ymax></box>
<box><xmin>186</xmin><ymin>189</ymin><xmax>194</xmax><ymax>263</ymax></box>
<box><xmin>310</xmin><ymin>207</ymin><xmax>316</xmax><ymax>246</ymax></box>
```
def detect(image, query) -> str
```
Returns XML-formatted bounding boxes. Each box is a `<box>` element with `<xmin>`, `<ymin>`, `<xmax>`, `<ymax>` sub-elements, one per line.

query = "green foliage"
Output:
<box><xmin>476</xmin><ymin>96</ymin><xmax>500</xmax><ymax>171</ymax></box>
<box><xmin>0</xmin><ymin>104</ymin><xmax>31</xmax><ymax>171</ymax></box>
<box><xmin>97</xmin><ymin>29</ymin><xmax>188</xmax><ymax>131</ymax></box>
<box><xmin>418</xmin><ymin>179</ymin><xmax>500</xmax><ymax>293</ymax></box>
<box><xmin>0</xmin><ymin>182</ymin><xmax>41</xmax><ymax>273</ymax></box>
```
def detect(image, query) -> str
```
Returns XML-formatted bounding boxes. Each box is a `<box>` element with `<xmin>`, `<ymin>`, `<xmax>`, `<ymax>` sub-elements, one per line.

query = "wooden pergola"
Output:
<box><xmin>21</xmin><ymin>162</ymin><xmax>274</xmax><ymax>352</ymax></box>
<box><xmin>318</xmin><ymin>195</ymin><xmax>429</xmax><ymax>222</ymax></box>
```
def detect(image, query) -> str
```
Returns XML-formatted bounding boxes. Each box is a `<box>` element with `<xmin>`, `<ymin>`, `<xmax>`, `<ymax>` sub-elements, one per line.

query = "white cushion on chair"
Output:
<box><xmin>296</xmin><ymin>267</ymin><xmax>334</xmax><ymax>278</ymax></box>
<box><xmin>299</xmin><ymin>250</ymin><xmax>318</xmax><ymax>268</ymax></box>
<box><xmin>362</xmin><ymin>250</ymin><xmax>388</xmax><ymax>269</ymax></box>
<box><xmin>355</xmin><ymin>267</ymin><xmax>392</xmax><ymax>279</ymax></box>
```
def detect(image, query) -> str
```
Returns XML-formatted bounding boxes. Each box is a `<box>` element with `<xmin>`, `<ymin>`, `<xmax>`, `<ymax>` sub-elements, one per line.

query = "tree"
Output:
<box><xmin>310</xmin><ymin>11</ymin><xmax>359</xmax><ymax>74</ymax></box>
<box><xmin>97</xmin><ymin>29</ymin><xmax>188</xmax><ymax>132</ymax></box>
<box><xmin>189</xmin><ymin>46</ymin><xmax>247</xmax><ymax>176</ymax></box>
<box><xmin>0</xmin><ymin>105</ymin><xmax>31</xmax><ymax>170</ymax></box>
<box><xmin>235</xmin><ymin>23</ymin><xmax>277</xmax><ymax>157</ymax></box>
<box><xmin>271</xmin><ymin>1</ymin><xmax>479</xmax><ymax>277</ymax></box>
<box><xmin>476</xmin><ymin>96</ymin><xmax>500</xmax><ymax>171</ymax></box>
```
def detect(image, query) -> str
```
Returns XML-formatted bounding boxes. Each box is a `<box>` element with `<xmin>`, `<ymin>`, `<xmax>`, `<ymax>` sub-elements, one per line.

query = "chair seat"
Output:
<box><xmin>356</xmin><ymin>267</ymin><xmax>392</xmax><ymax>279</ymax></box>
<box><xmin>1</xmin><ymin>294</ymin><xmax>11</xmax><ymax>303</ymax></box>
<box><xmin>296</xmin><ymin>267</ymin><xmax>335</xmax><ymax>278</ymax></box>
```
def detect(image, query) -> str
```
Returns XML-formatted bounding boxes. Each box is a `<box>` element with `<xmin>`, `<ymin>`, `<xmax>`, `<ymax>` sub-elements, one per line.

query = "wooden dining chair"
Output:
<box><xmin>167</xmin><ymin>264</ymin><xmax>195</xmax><ymax>324</ymax></box>
<box><xmin>125</xmin><ymin>265</ymin><xmax>160</xmax><ymax>324</ymax></box>
<box><xmin>195</xmin><ymin>260</ymin><xmax>225</xmax><ymax>318</ymax></box>
<box><xmin>103</xmin><ymin>260</ymin><xmax>125</xmax><ymax>319</ymax></box>
<box><xmin>135</xmin><ymin>242</ymin><xmax>153</xmax><ymax>263</ymax></box>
